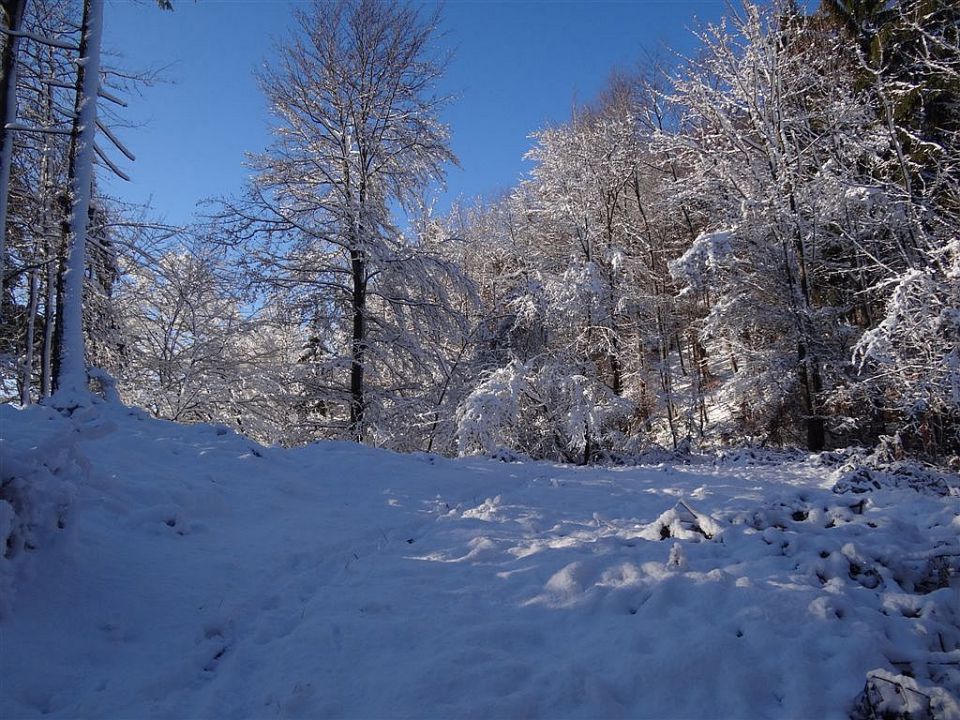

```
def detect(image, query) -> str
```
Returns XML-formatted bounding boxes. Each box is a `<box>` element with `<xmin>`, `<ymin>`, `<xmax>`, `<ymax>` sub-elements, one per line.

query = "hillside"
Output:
<box><xmin>1</xmin><ymin>401</ymin><xmax>958</xmax><ymax>719</ymax></box>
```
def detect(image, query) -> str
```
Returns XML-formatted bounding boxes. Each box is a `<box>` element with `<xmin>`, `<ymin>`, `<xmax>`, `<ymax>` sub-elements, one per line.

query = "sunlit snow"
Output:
<box><xmin>1</xmin><ymin>402</ymin><xmax>958</xmax><ymax>718</ymax></box>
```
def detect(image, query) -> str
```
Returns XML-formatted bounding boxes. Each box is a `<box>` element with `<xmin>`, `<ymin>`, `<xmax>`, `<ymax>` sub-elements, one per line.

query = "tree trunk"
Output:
<box><xmin>52</xmin><ymin>0</ymin><xmax>103</xmax><ymax>406</ymax></box>
<box><xmin>38</xmin><ymin>56</ymin><xmax>55</xmax><ymax>398</ymax></box>
<box><xmin>581</xmin><ymin>426</ymin><xmax>593</xmax><ymax>466</ymax></box>
<box><xmin>19</xmin><ymin>266</ymin><xmax>37</xmax><ymax>403</ymax></box>
<box><xmin>0</xmin><ymin>0</ymin><xmax>26</xmax><ymax>321</ymax></box>
<box><xmin>40</xmin><ymin>245</ymin><xmax>54</xmax><ymax>397</ymax></box>
<box><xmin>690</xmin><ymin>331</ymin><xmax>710</xmax><ymax>434</ymax></box>
<box><xmin>657</xmin><ymin>306</ymin><xmax>678</xmax><ymax>449</ymax></box>
<box><xmin>349</xmin><ymin>248</ymin><xmax>366</xmax><ymax>443</ymax></box>
<box><xmin>788</xmin><ymin>209</ymin><xmax>825</xmax><ymax>452</ymax></box>
<box><xmin>798</xmin><ymin>340</ymin><xmax>825</xmax><ymax>451</ymax></box>
<box><xmin>610</xmin><ymin>325</ymin><xmax>623</xmax><ymax>396</ymax></box>
<box><xmin>51</xmin><ymin>218</ymin><xmax>65</xmax><ymax>388</ymax></box>
<box><xmin>605</xmin><ymin>211</ymin><xmax>623</xmax><ymax>396</ymax></box>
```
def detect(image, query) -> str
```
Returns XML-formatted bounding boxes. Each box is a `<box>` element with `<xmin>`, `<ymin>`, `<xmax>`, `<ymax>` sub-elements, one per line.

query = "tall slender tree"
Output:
<box><xmin>51</xmin><ymin>0</ymin><xmax>170</xmax><ymax>405</ymax></box>
<box><xmin>50</xmin><ymin>0</ymin><xmax>101</xmax><ymax>404</ymax></box>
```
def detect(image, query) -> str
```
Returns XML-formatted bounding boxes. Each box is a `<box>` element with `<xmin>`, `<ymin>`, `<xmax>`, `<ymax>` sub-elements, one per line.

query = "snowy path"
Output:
<box><xmin>1</xmin><ymin>404</ymin><xmax>958</xmax><ymax>718</ymax></box>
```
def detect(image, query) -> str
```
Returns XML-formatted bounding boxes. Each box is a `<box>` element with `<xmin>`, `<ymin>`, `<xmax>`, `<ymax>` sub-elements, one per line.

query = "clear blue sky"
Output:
<box><xmin>101</xmin><ymin>0</ymin><xmax>727</xmax><ymax>226</ymax></box>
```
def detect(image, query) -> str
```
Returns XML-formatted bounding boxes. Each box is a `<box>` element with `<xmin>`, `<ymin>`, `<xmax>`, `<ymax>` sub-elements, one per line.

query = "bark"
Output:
<box><xmin>349</xmin><ymin>247</ymin><xmax>366</xmax><ymax>443</ymax></box>
<box><xmin>40</xmin><ymin>243</ymin><xmax>53</xmax><ymax>396</ymax></box>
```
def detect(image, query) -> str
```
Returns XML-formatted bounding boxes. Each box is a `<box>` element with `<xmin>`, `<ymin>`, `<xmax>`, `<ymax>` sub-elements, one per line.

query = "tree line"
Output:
<box><xmin>1</xmin><ymin>0</ymin><xmax>957</xmax><ymax>463</ymax></box>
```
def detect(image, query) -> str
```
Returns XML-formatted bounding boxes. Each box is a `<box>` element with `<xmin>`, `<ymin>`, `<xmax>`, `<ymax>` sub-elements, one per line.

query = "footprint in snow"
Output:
<box><xmin>199</xmin><ymin>624</ymin><xmax>231</xmax><ymax>674</ymax></box>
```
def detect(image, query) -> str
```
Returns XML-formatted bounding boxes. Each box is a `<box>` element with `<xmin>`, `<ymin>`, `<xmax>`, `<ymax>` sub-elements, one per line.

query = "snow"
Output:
<box><xmin>669</xmin><ymin>227</ymin><xmax>734</xmax><ymax>295</ymax></box>
<box><xmin>1</xmin><ymin>402</ymin><xmax>958</xmax><ymax>718</ymax></box>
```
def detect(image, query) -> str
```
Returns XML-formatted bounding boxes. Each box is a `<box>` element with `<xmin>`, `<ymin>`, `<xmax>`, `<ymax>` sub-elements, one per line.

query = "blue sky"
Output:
<box><xmin>101</xmin><ymin>0</ymin><xmax>726</xmax><ymax>226</ymax></box>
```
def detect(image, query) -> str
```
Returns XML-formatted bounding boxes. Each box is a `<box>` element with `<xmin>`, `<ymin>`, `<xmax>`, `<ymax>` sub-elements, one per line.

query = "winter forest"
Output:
<box><xmin>0</xmin><ymin>0</ymin><xmax>957</xmax><ymax>462</ymax></box>
<box><xmin>1</xmin><ymin>0</ymin><xmax>960</xmax><ymax>717</ymax></box>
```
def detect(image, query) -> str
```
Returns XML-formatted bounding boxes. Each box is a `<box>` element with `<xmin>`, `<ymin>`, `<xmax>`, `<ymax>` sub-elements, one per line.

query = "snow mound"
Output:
<box><xmin>852</xmin><ymin>669</ymin><xmax>960</xmax><ymax>720</ymax></box>
<box><xmin>0</xmin><ymin>405</ymin><xmax>77</xmax><ymax>615</ymax></box>
<box><xmin>832</xmin><ymin>461</ymin><xmax>957</xmax><ymax>497</ymax></box>
<box><xmin>635</xmin><ymin>500</ymin><xmax>724</xmax><ymax>541</ymax></box>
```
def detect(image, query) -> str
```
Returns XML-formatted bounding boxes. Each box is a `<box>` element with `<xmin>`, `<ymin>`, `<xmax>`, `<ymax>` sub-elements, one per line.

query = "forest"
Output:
<box><xmin>1</xmin><ymin>1</ymin><xmax>960</xmax><ymax>717</ymax></box>
<box><xmin>0</xmin><ymin>0</ymin><xmax>957</xmax><ymax>463</ymax></box>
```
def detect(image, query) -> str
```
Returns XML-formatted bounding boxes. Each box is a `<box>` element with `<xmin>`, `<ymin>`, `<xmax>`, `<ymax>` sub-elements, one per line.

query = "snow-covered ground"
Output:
<box><xmin>1</xmin><ymin>401</ymin><xmax>958</xmax><ymax>719</ymax></box>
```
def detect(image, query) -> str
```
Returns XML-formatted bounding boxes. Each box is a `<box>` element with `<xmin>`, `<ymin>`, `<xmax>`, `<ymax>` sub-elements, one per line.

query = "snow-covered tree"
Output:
<box><xmin>35</xmin><ymin>0</ymin><xmax>169</xmax><ymax>407</ymax></box>
<box><xmin>224</xmin><ymin>0</ymin><xmax>460</xmax><ymax>445</ymax></box>
<box><xmin>0</xmin><ymin>0</ymin><xmax>73</xmax><ymax>398</ymax></box>
<box><xmin>116</xmin><ymin>247</ymin><xmax>240</xmax><ymax>423</ymax></box>
<box><xmin>658</xmin><ymin>3</ymin><xmax>882</xmax><ymax>449</ymax></box>
<box><xmin>447</xmin><ymin>1</ymin><xmax>957</xmax><ymax>461</ymax></box>
<box><xmin>50</xmin><ymin>0</ymin><xmax>104</xmax><ymax>405</ymax></box>
<box><xmin>0</xmin><ymin>0</ymin><xmax>27</xmax><ymax>316</ymax></box>
<box><xmin>526</xmin><ymin>95</ymin><xmax>642</xmax><ymax>400</ymax></box>
<box><xmin>0</xmin><ymin>0</ymin><xmax>170</xmax><ymax>408</ymax></box>
<box><xmin>831</xmin><ymin>0</ymin><xmax>960</xmax><ymax>457</ymax></box>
